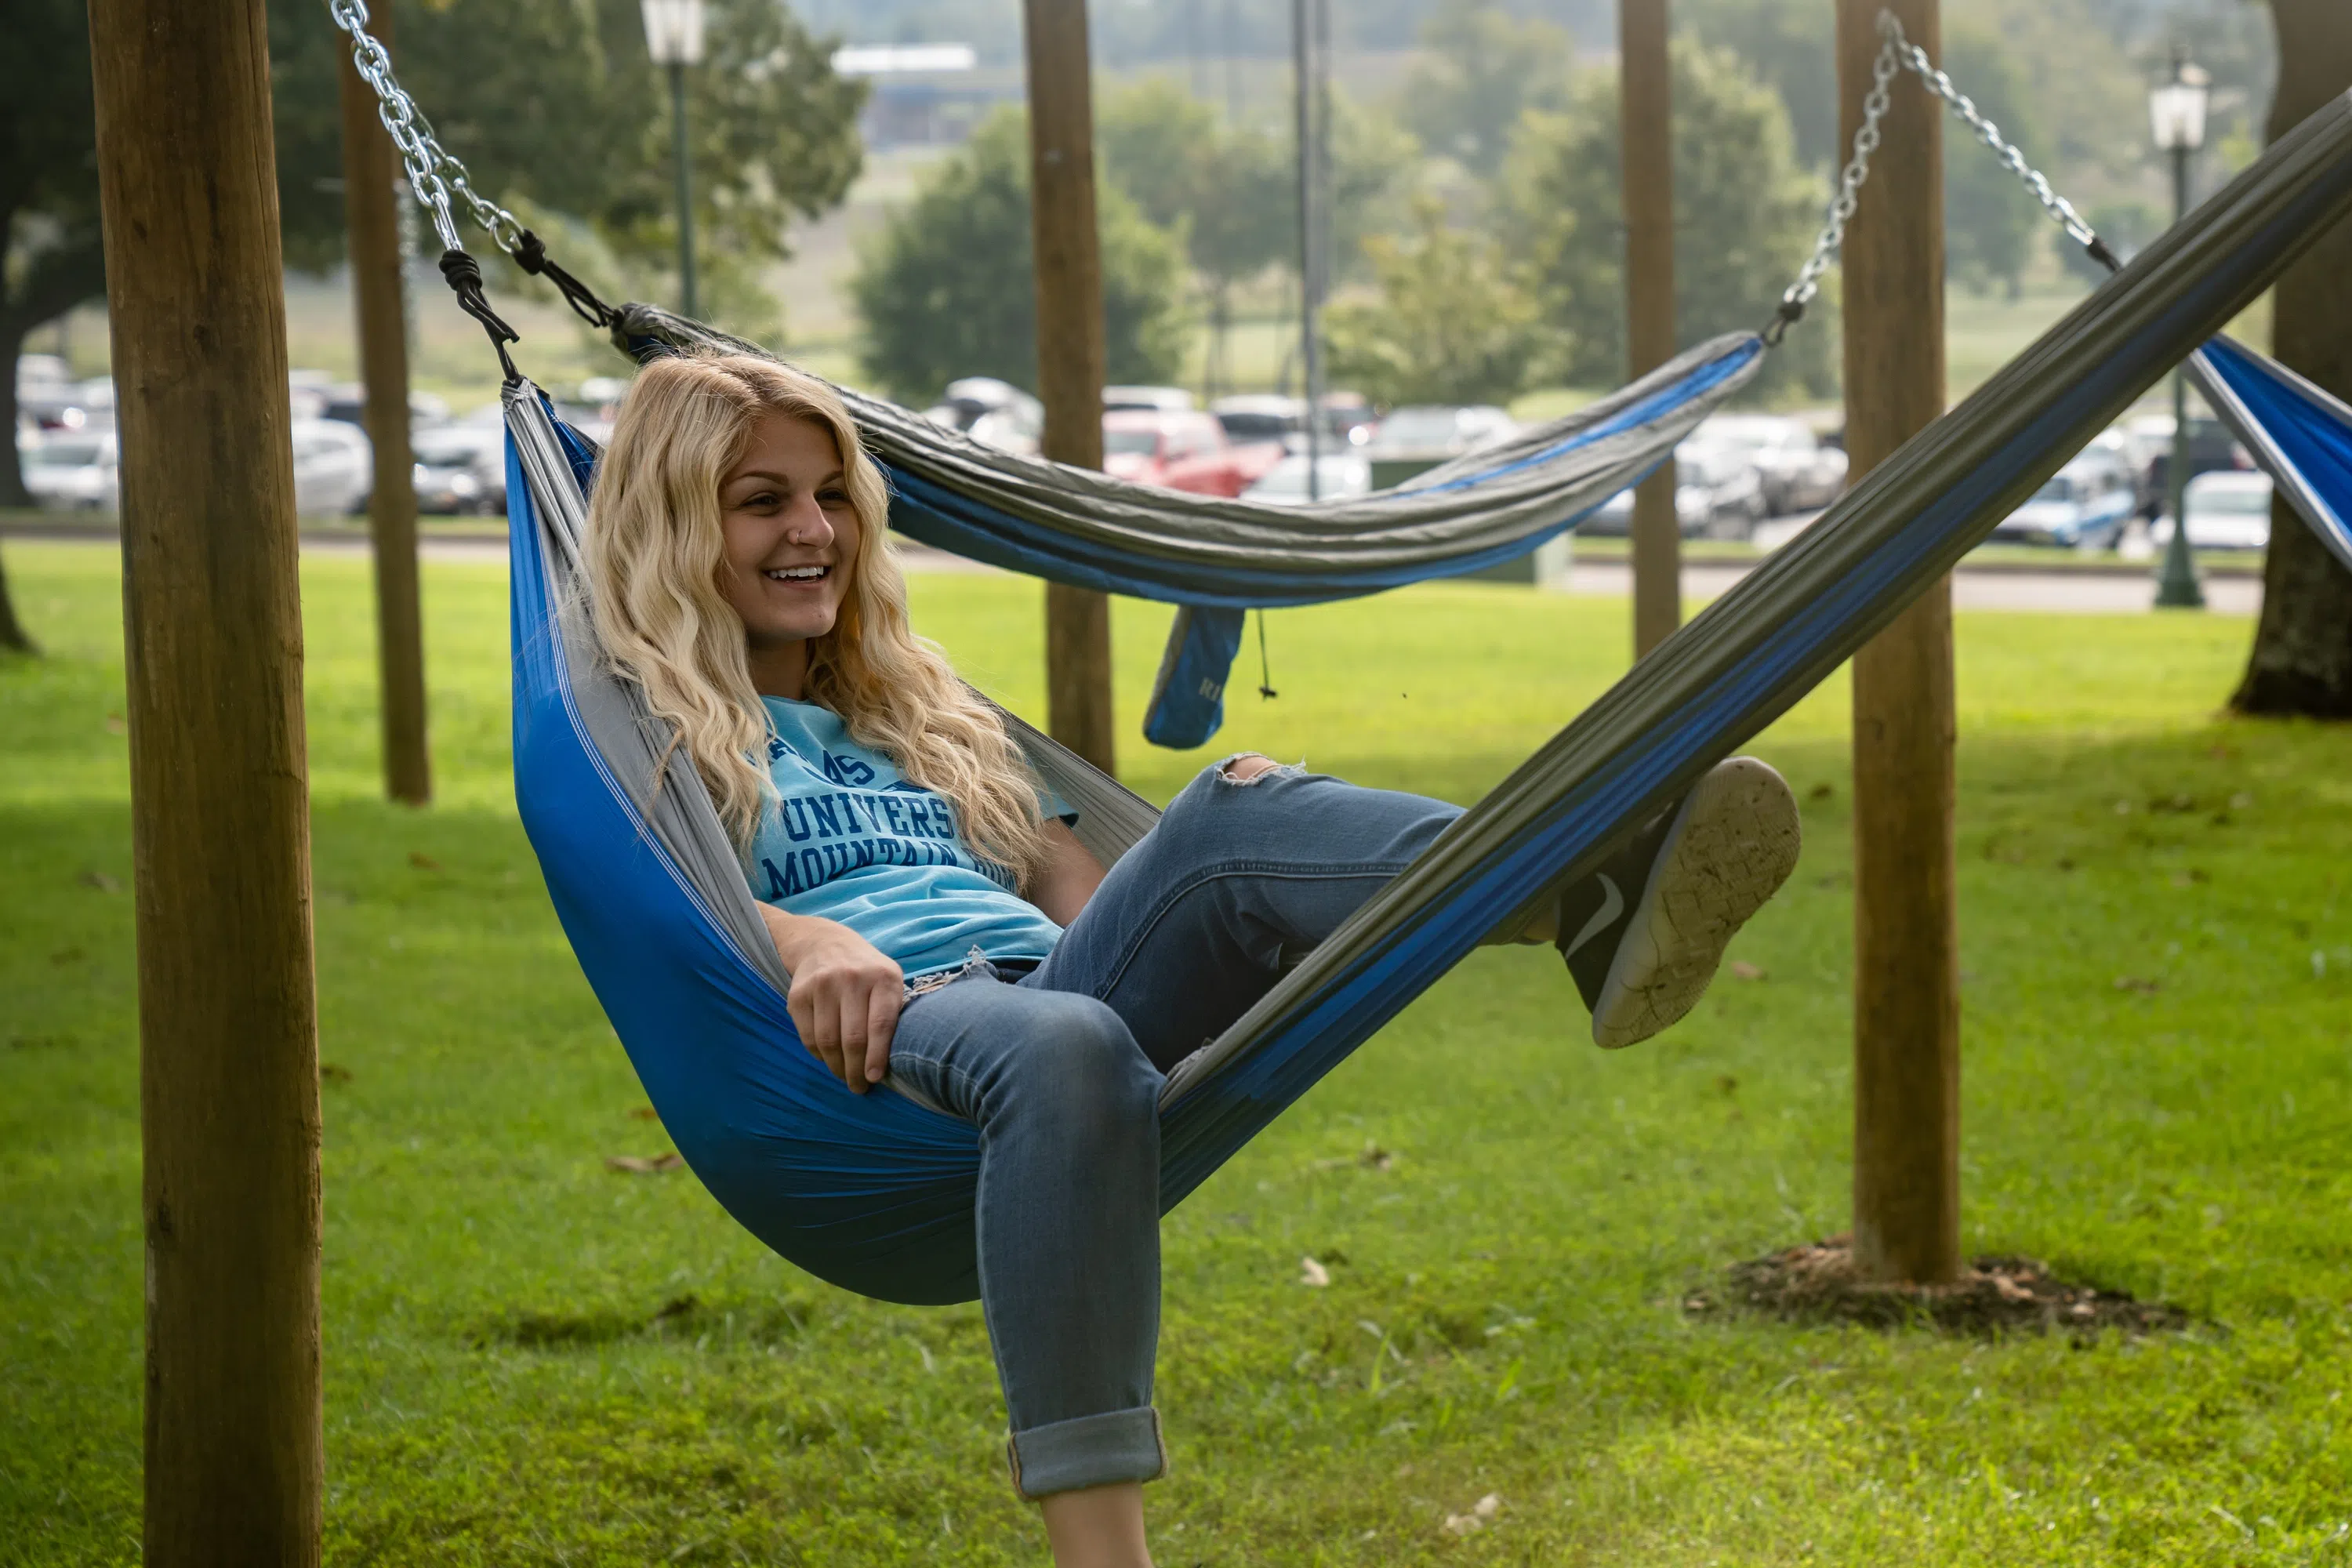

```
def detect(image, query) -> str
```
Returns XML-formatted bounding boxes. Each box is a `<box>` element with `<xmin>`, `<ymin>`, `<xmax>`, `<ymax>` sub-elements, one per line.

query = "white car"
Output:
<box><xmin>1102</xmin><ymin>384</ymin><xmax>1194</xmax><ymax>413</ymax></box>
<box><xmin>1692</xmin><ymin>413</ymin><xmax>1848</xmax><ymax>514</ymax></box>
<box><xmin>291</xmin><ymin>418</ymin><xmax>373</xmax><ymax>517</ymax></box>
<box><xmin>1365</xmin><ymin>404</ymin><xmax>1516</xmax><ymax>459</ymax></box>
<box><xmin>925</xmin><ymin>377</ymin><xmax>1044</xmax><ymax>455</ymax></box>
<box><xmin>1989</xmin><ymin>452</ymin><xmax>2139</xmax><ymax>550</ymax></box>
<box><xmin>1209</xmin><ymin>394</ymin><xmax>1303</xmax><ymax>447</ymax></box>
<box><xmin>20</xmin><ymin>419</ymin><xmax>372</xmax><ymax>517</ymax></box>
<box><xmin>1581</xmin><ymin>439</ymin><xmax>1767</xmax><ymax>539</ymax></box>
<box><xmin>22</xmin><ymin>430</ymin><xmax>119</xmax><ymax>510</ymax></box>
<box><xmin>1242</xmin><ymin>452</ymin><xmax>1373</xmax><ymax>505</ymax></box>
<box><xmin>2154</xmin><ymin>470</ymin><xmax>2272</xmax><ymax>551</ymax></box>
<box><xmin>412</xmin><ymin>424</ymin><xmax>506</xmax><ymax>515</ymax></box>
<box><xmin>1672</xmin><ymin>440</ymin><xmax>1769</xmax><ymax>539</ymax></box>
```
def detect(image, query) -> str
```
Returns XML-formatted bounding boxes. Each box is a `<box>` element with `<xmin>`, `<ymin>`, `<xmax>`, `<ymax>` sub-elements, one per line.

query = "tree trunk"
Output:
<box><xmin>2231</xmin><ymin>0</ymin><xmax>2352</xmax><ymax>716</ymax></box>
<box><xmin>0</xmin><ymin>327</ymin><xmax>35</xmax><ymax>654</ymax></box>
<box><xmin>0</xmin><ymin>543</ymin><xmax>34</xmax><ymax>655</ymax></box>
<box><xmin>1</xmin><ymin>321</ymin><xmax>33</xmax><ymax>510</ymax></box>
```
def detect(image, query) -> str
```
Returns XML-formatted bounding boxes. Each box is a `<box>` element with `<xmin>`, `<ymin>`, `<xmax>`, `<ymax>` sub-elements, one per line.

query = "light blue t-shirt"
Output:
<box><xmin>747</xmin><ymin>697</ymin><xmax>1069</xmax><ymax>980</ymax></box>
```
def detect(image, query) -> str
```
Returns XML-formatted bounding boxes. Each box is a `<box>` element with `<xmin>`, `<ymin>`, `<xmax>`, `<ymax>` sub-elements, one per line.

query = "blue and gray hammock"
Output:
<box><xmin>499</xmin><ymin>93</ymin><xmax>2352</xmax><ymax>1304</ymax></box>
<box><xmin>607</xmin><ymin>307</ymin><xmax>1765</xmax><ymax>749</ymax></box>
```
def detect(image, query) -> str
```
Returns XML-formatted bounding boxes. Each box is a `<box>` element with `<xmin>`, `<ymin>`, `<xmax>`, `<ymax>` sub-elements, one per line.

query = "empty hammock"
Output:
<box><xmin>608</xmin><ymin>307</ymin><xmax>1762</xmax><ymax>748</ymax></box>
<box><xmin>503</xmin><ymin>96</ymin><xmax>2352</xmax><ymax>1305</ymax></box>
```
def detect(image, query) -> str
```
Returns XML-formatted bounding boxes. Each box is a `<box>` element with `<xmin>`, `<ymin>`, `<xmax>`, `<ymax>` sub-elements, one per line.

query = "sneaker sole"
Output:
<box><xmin>1590</xmin><ymin>757</ymin><xmax>1802</xmax><ymax>1049</ymax></box>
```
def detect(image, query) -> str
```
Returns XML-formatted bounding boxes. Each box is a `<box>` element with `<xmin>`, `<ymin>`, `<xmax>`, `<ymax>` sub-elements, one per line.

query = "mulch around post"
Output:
<box><xmin>1682</xmin><ymin>1234</ymin><xmax>2196</xmax><ymax>1337</ymax></box>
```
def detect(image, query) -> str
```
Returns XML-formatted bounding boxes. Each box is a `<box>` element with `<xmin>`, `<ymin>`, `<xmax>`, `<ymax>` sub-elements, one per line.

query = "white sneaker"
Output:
<box><xmin>1578</xmin><ymin>757</ymin><xmax>1802</xmax><ymax>1049</ymax></box>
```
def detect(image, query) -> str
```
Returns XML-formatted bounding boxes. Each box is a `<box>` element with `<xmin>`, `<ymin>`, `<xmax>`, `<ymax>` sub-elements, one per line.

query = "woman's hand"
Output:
<box><xmin>757</xmin><ymin>906</ymin><xmax>902</xmax><ymax>1092</ymax></box>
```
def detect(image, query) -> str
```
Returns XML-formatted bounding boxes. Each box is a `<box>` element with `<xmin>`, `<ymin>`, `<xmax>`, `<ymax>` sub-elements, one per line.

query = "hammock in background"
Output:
<box><xmin>610</xmin><ymin>308</ymin><xmax>1764</xmax><ymax>747</ymax></box>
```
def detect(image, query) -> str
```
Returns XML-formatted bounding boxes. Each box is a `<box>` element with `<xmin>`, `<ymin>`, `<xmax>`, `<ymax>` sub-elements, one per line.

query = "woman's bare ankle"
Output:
<box><xmin>1039</xmin><ymin>1481</ymin><xmax>1152</xmax><ymax>1568</ymax></box>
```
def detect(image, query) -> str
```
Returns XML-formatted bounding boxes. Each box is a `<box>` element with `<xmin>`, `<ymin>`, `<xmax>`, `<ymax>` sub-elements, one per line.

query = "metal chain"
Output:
<box><xmin>1773</xmin><ymin>24</ymin><xmax>1900</xmax><ymax>328</ymax></box>
<box><xmin>324</xmin><ymin>0</ymin><xmax>525</xmax><ymax>256</ymax></box>
<box><xmin>1879</xmin><ymin>13</ymin><xmax>2100</xmax><ymax>250</ymax></box>
<box><xmin>1770</xmin><ymin>10</ymin><xmax>2112</xmax><ymax>339</ymax></box>
<box><xmin>324</xmin><ymin>0</ymin><xmax>459</xmax><ymax>250</ymax></box>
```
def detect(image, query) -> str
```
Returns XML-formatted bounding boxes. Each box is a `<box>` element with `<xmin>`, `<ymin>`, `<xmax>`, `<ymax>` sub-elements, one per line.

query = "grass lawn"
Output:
<box><xmin>4</xmin><ymin>541</ymin><xmax>2350</xmax><ymax>1566</ymax></box>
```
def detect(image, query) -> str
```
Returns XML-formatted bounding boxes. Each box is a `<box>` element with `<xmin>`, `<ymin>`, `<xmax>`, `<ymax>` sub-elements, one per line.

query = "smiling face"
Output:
<box><xmin>715</xmin><ymin>410</ymin><xmax>863</xmax><ymax>699</ymax></box>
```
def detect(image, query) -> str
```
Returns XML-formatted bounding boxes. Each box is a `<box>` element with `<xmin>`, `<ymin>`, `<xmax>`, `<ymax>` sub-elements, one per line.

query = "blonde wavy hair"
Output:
<box><xmin>583</xmin><ymin>351</ymin><xmax>1052</xmax><ymax>885</ymax></box>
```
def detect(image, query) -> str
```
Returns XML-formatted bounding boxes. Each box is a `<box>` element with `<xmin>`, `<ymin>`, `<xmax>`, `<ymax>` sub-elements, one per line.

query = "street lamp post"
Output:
<box><xmin>2150</xmin><ymin>45</ymin><xmax>2210</xmax><ymax>609</ymax></box>
<box><xmin>1291</xmin><ymin>0</ymin><xmax>1328</xmax><ymax>503</ymax></box>
<box><xmin>642</xmin><ymin>0</ymin><xmax>706</xmax><ymax>320</ymax></box>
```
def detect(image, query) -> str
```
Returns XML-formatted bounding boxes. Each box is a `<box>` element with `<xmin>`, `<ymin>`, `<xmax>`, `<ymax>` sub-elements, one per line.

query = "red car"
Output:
<box><xmin>1100</xmin><ymin>409</ymin><xmax>1284</xmax><ymax>497</ymax></box>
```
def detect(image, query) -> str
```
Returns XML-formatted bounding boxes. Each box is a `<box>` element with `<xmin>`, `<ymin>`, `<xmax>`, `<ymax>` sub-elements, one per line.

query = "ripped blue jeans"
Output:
<box><xmin>880</xmin><ymin>760</ymin><xmax>1461</xmax><ymax>1497</ymax></box>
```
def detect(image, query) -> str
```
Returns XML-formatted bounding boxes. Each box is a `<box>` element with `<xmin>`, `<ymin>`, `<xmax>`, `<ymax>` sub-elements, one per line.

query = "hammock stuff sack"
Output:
<box><xmin>506</xmin><ymin>90</ymin><xmax>2352</xmax><ymax>1306</ymax></box>
<box><xmin>609</xmin><ymin>310</ymin><xmax>1766</xmax><ymax>748</ymax></box>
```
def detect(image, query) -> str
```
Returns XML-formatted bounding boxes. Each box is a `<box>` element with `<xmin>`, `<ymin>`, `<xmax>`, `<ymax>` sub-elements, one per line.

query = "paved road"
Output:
<box><xmin>289</xmin><ymin>535</ymin><xmax>2278</xmax><ymax>615</ymax></box>
<box><xmin>1559</xmin><ymin>557</ymin><xmax>2261</xmax><ymax>615</ymax></box>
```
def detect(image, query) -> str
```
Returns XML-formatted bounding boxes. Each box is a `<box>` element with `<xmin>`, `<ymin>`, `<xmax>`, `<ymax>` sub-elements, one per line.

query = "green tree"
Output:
<box><xmin>849</xmin><ymin>110</ymin><xmax>1189</xmax><ymax>405</ymax></box>
<box><xmin>1938</xmin><ymin>24</ymin><xmax>2047</xmax><ymax>296</ymax></box>
<box><xmin>1323</xmin><ymin>194</ymin><xmax>1539</xmax><ymax>407</ymax></box>
<box><xmin>1676</xmin><ymin>0</ymin><xmax>1838</xmax><ymax>169</ymax></box>
<box><xmin>1400</xmin><ymin>0</ymin><xmax>1573</xmax><ymax>176</ymax></box>
<box><xmin>1094</xmin><ymin>78</ymin><xmax>1216</xmax><ymax>235</ymax></box>
<box><xmin>266</xmin><ymin>0</ymin><xmax>866</xmax><ymax>332</ymax></box>
<box><xmin>1502</xmin><ymin>40</ymin><xmax>1835</xmax><ymax>400</ymax></box>
<box><xmin>1322</xmin><ymin>90</ymin><xmax>1421</xmax><ymax>289</ymax></box>
<box><xmin>1098</xmin><ymin>80</ymin><xmax>1296</xmax><ymax>394</ymax></box>
<box><xmin>0</xmin><ymin>0</ymin><xmax>104</xmax><ymax>645</ymax></box>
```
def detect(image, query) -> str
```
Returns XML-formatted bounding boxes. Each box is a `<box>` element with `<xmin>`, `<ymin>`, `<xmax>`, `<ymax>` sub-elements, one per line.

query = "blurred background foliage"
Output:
<box><xmin>1</xmin><ymin>0</ymin><xmax>2288</xmax><ymax>417</ymax></box>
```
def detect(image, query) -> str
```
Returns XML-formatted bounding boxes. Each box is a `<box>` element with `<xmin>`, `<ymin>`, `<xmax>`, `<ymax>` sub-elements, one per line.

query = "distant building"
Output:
<box><xmin>830</xmin><ymin>43</ymin><xmax>1022</xmax><ymax>148</ymax></box>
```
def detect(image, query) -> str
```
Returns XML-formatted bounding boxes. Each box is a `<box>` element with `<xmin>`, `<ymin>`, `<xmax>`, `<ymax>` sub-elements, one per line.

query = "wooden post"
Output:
<box><xmin>1022</xmin><ymin>0</ymin><xmax>1116</xmax><ymax>774</ymax></box>
<box><xmin>338</xmin><ymin>0</ymin><xmax>433</xmax><ymax>805</ymax></box>
<box><xmin>1840</xmin><ymin>0</ymin><xmax>1959</xmax><ymax>1286</ymax></box>
<box><xmin>87</xmin><ymin>0</ymin><xmax>325</xmax><ymax>1561</ymax></box>
<box><xmin>1621</xmin><ymin>0</ymin><xmax>1679</xmax><ymax>659</ymax></box>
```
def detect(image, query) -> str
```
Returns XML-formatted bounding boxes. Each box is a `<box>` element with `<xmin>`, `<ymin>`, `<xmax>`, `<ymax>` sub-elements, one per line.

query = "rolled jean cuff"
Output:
<box><xmin>1006</xmin><ymin>1406</ymin><xmax>1167</xmax><ymax>1498</ymax></box>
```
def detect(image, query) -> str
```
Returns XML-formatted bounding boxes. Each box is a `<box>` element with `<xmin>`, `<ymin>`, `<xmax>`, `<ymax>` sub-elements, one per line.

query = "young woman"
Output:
<box><xmin>584</xmin><ymin>352</ymin><xmax>1800</xmax><ymax>1566</ymax></box>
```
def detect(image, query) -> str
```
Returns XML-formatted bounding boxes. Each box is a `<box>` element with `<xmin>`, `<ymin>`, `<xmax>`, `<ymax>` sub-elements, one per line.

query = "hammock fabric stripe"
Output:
<box><xmin>508</xmin><ymin>91</ymin><xmax>2352</xmax><ymax>1305</ymax></box>
<box><xmin>2188</xmin><ymin>333</ymin><xmax>2352</xmax><ymax>574</ymax></box>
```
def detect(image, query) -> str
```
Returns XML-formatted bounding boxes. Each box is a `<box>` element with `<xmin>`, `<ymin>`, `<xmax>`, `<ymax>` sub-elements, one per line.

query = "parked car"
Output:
<box><xmin>21</xmin><ymin>430</ymin><xmax>119</xmax><ymax>510</ymax></box>
<box><xmin>1241</xmin><ymin>452</ymin><xmax>1374</xmax><ymax>505</ymax></box>
<box><xmin>1581</xmin><ymin>439</ymin><xmax>1766</xmax><ymax>539</ymax></box>
<box><xmin>1692</xmin><ymin>413</ymin><xmax>1847</xmax><ymax>514</ymax></box>
<box><xmin>22</xmin><ymin>414</ymin><xmax>377</xmax><ymax>518</ymax></box>
<box><xmin>291</xmin><ymin>418</ymin><xmax>373</xmax><ymax>517</ymax></box>
<box><xmin>412</xmin><ymin>424</ymin><xmax>506</xmax><ymax>515</ymax></box>
<box><xmin>924</xmin><ymin>376</ymin><xmax>1044</xmax><ymax>455</ymax></box>
<box><xmin>1103</xmin><ymin>384</ymin><xmax>1194</xmax><ymax>413</ymax></box>
<box><xmin>1671</xmin><ymin>440</ymin><xmax>1769</xmax><ymax>539</ymax></box>
<box><xmin>1101</xmin><ymin>408</ymin><xmax>1281</xmax><ymax>496</ymax></box>
<box><xmin>2135</xmin><ymin>413</ymin><xmax>2252</xmax><ymax>515</ymax></box>
<box><xmin>1318</xmin><ymin>391</ymin><xmax>1378</xmax><ymax>447</ymax></box>
<box><xmin>2154</xmin><ymin>470</ymin><xmax>2273</xmax><ymax>551</ymax></box>
<box><xmin>316</xmin><ymin>384</ymin><xmax>451</xmax><ymax>431</ymax></box>
<box><xmin>19</xmin><ymin>372</ymin><xmax>114</xmax><ymax>434</ymax></box>
<box><xmin>1363</xmin><ymin>404</ymin><xmax>1515</xmax><ymax>460</ymax></box>
<box><xmin>15</xmin><ymin>353</ymin><xmax>70</xmax><ymax>394</ymax></box>
<box><xmin>1208</xmin><ymin>394</ymin><xmax>1302</xmax><ymax>447</ymax></box>
<box><xmin>1987</xmin><ymin>450</ymin><xmax>2139</xmax><ymax>549</ymax></box>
